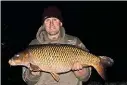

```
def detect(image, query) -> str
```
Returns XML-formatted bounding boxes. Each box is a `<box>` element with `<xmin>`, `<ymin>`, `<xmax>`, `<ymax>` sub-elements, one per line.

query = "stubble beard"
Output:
<box><xmin>47</xmin><ymin>31</ymin><xmax>61</xmax><ymax>40</ymax></box>
<box><xmin>48</xmin><ymin>31</ymin><xmax>60</xmax><ymax>36</ymax></box>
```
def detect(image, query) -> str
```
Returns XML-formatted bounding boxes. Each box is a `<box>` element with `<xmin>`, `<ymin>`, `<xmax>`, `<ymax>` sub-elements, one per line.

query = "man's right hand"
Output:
<box><xmin>31</xmin><ymin>71</ymin><xmax>41</xmax><ymax>76</ymax></box>
<box><xmin>29</xmin><ymin>63</ymin><xmax>41</xmax><ymax>76</ymax></box>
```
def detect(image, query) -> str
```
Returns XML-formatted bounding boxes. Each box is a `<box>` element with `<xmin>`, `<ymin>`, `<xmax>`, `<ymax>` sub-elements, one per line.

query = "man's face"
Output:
<box><xmin>44</xmin><ymin>17</ymin><xmax>62</xmax><ymax>35</ymax></box>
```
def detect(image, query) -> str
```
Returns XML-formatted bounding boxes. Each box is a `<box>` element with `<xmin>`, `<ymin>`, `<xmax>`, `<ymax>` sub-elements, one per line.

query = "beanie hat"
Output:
<box><xmin>42</xmin><ymin>6</ymin><xmax>63</xmax><ymax>22</ymax></box>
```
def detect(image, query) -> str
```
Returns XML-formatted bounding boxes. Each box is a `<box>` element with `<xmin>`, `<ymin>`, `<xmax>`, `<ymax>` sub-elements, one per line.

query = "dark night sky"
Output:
<box><xmin>2</xmin><ymin>1</ymin><xmax>127</xmax><ymax>85</ymax></box>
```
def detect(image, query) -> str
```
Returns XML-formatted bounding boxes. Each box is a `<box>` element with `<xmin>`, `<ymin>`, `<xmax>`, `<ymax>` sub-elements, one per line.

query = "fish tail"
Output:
<box><xmin>93</xmin><ymin>56</ymin><xmax>114</xmax><ymax>80</ymax></box>
<box><xmin>99</xmin><ymin>56</ymin><xmax>114</xmax><ymax>67</ymax></box>
<box><xmin>93</xmin><ymin>62</ymin><xmax>106</xmax><ymax>80</ymax></box>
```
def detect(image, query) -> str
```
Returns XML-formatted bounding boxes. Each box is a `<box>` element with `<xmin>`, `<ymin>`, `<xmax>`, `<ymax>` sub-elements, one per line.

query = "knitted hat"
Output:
<box><xmin>42</xmin><ymin>6</ymin><xmax>63</xmax><ymax>22</ymax></box>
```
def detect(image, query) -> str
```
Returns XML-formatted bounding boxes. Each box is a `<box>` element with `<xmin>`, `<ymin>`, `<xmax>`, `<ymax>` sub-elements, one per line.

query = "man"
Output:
<box><xmin>22</xmin><ymin>6</ymin><xmax>92</xmax><ymax>85</ymax></box>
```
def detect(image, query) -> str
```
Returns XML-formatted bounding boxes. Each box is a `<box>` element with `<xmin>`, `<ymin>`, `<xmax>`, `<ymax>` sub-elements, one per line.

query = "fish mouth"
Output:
<box><xmin>8</xmin><ymin>59</ymin><xmax>15</xmax><ymax>66</ymax></box>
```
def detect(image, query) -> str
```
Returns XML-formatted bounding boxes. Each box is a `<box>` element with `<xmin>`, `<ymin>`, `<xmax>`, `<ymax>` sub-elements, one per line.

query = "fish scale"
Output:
<box><xmin>27</xmin><ymin>44</ymin><xmax>99</xmax><ymax>73</ymax></box>
<box><xmin>8</xmin><ymin>44</ymin><xmax>114</xmax><ymax>81</ymax></box>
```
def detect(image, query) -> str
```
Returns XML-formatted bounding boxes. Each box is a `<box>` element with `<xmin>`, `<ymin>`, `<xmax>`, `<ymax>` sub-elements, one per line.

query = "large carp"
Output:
<box><xmin>8</xmin><ymin>44</ymin><xmax>114</xmax><ymax>81</ymax></box>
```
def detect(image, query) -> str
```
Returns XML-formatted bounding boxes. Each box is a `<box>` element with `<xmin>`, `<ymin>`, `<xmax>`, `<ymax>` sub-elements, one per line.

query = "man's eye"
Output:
<box><xmin>45</xmin><ymin>19</ymin><xmax>49</xmax><ymax>22</ymax></box>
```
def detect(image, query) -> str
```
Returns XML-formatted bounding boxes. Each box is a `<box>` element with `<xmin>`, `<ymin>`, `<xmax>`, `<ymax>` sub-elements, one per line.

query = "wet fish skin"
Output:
<box><xmin>8</xmin><ymin>44</ymin><xmax>114</xmax><ymax>81</ymax></box>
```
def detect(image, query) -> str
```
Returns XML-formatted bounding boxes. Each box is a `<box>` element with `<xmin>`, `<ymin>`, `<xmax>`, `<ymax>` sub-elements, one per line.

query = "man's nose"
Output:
<box><xmin>50</xmin><ymin>20</ymin><xmax>54</xmax><ymax>26</ymax></box>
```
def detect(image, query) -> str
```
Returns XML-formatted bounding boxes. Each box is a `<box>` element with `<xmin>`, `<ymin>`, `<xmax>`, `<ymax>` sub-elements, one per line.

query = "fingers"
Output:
<box><xmin>31</xmin><ymin>71</ymin><xmax>40</xmax><ymax>76</ymax></box>
<box><xmin>72</xmin><ymin>62</ymin><xmax>83</xmax><ymax>71</ymax></box>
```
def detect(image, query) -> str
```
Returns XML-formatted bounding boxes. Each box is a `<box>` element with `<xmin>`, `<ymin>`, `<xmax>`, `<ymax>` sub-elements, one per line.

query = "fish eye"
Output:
<box><xmin>16</xmin><ymin>54</ymin><xmax>20</xmax><ymax>57</ymax></box>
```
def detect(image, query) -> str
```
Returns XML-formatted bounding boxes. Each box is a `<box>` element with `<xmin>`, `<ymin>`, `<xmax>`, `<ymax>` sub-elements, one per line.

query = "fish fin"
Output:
<box><xmin>50</xmin><ymin>72</ymin><xmax>60</xmax><ymax>82</ymax></box>
<box><xmin>29</xmin><ymin>63</ymin><xmax>41</xmax><ymax>72</ymax></box>
<box><xmin>94</xmin><ymin>62</ymin><xmax>106</xmax><ymax>80</ymax></box>
<box><xmin>93</xmin><ymin>56</ymin><xmax>114</xmax><ymax>80</ymax></box>
<box><xmin>99</xmin><ymin>56</ymin><xmax>114</xmax><ymax>67</ymax></box>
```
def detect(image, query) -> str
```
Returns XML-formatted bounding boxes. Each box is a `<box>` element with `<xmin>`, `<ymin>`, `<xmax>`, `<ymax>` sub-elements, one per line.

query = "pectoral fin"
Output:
<box><xmin>50</xmin><ymin>72</ymin><xmax>60</xmax><ymax>82</ymax></box>
<box><xmin>29</xmin><ymin>63</ymin><xmax>41</xmax><ymax>72</ymax></box>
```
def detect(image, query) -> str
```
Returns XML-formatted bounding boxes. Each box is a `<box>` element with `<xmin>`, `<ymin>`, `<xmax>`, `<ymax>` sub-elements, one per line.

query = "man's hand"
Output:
<box><xmin>72</xmin><ymin>62</ymin><xmax>89</xmax><ymax>80</ymax></box>
<box><xmin>73</xmin><ymin>69</ymin><xmax>88</xmax><ymax>78</ymax></box>
<box><xmin>29</xmin><ymin>63</ymin><xmax>41</xmax><ymax>76</ymax></box>
<box><xmin>72</xmin><ymin>62</ymin><xmax>83</xmax><ymax>71</ymax></box>
<box><xmin>31</xmin><ymin>71</ymin><xmax>41</xmax><ymax>76</ymax></box>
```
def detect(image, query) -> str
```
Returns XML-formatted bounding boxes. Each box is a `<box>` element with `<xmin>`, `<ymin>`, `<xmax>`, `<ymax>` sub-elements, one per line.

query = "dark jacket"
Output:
<box><xmin>22</xmin><ymin>25</ymin><xmax>92</xmax><ymax>85</ymax></box>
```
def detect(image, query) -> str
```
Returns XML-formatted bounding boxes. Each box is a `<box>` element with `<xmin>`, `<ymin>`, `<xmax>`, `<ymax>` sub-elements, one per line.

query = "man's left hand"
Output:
<box><xmin>72</xmin><ymin>62</ymin><xmax>89</xmax><ymax>80</ymax></box>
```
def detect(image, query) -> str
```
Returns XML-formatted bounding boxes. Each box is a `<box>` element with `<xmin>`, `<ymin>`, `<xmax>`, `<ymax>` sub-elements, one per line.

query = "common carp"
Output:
<box><xmin>8</xmin><ymin>44</ymin><xmax>114</xmax><ymax>81</ymax></box>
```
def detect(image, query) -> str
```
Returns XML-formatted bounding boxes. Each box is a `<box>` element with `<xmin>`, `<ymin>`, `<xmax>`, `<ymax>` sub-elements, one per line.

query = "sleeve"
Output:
<box><xmin>75</xmin><ymin>37</ymin><xmax>89</xmax><ymax>52</ymax></box>
<box><xmin>22</xmin><ymin>67</ymin><xmax>41</xmax><ymax>85</ymax></box>
<box><xmin>22</xmin><ymin>39</ymin><xmax>41</xmax><ymax>85</ymax></box>
<box><xmin>75</xmin><ymin>37</ymin><xmax>92</xmax><ymax>82</ymax></box>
